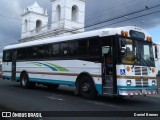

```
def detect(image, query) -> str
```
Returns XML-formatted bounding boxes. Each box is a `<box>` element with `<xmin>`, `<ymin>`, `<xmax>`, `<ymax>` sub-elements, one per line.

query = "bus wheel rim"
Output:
<box><xmin>82</xmin><ymin>83</ymin><xmax>90</xmax><ymax>93</ymax></box>
<box><xmin>22</xmin><ymin>76</ymin><xmax>26</xmax><ymax>86</ymax></box>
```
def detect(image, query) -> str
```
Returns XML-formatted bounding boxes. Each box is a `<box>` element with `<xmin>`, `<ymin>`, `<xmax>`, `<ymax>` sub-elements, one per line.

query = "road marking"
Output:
<box><xmin>48</xmin><ymin>96</ymin><xmax>63</xmax><ymax>101</ymax></box>
<box><xmin>88</xmin><ymin>101</ymin><xmax>122</xmax><ymax>108</ymax></box>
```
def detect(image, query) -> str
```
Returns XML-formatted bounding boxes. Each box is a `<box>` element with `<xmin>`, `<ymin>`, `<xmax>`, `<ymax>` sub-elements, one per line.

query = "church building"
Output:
<box><xmin>20</xmin><ymin>0</ymin><xmax>85</xmax><ymax>42</ymax></box>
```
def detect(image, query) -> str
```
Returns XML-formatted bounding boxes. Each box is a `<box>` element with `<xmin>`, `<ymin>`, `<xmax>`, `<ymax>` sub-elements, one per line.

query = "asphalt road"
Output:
<box><xmin>0</xmin><ymin>78</ymin><xmax>160</xmax><ymax>120</ymax></box>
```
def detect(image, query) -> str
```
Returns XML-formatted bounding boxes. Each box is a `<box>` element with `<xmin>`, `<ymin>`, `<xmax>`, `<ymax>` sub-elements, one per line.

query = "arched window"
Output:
<box><xmin>56</xmin><ymin>5</ymin><xmax>61</xmax><ymax>22</ymax></box>
<box><xmin>24</xmin><ymin>20</ymin><xmax>28</xmax><ymax>32</ymax></box>
<box><xmin>36</xmin><ymin>20</ymin><xmax>42</xmax><ymax>29</ymax></box>
<box><xmin>36</xmin><ymin>20</ymin><xmax>42</xmax><ymax>33</ymax></box>
<box><xmin>72</xmin><ymin>5</ymin><xmax>78</xmax><ymax>22</ymax></box>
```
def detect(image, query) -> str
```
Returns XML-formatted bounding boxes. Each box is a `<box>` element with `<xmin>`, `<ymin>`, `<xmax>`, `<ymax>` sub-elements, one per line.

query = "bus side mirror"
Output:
<box><xmin>121</xmin><ymin>48</ymin><xmax>126</xmax><ymax>56</ymax></box>
<box><xmin>155</xmin><ymin>45</ymin><xmax>158</xmax><ymax>60</ymax></box>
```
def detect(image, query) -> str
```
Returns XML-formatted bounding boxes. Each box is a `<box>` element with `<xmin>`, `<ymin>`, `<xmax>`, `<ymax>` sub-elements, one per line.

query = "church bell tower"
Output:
<box><xmin>50</xmin><ymin>0</ymin><xmax>85</xmax><ymax>34</ymax></box>
<box><xmin>21</xmin><ymin>1</ymin><xmax>48</xmax><ymax>41</ymax></box>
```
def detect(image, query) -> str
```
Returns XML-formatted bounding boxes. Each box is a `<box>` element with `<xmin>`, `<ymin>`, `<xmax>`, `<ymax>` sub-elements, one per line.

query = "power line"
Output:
<box><xmin>78</xmin><ymin>1</ymin><xmax>158</xmax><ymax>21</ymax></box>
<box><xmin>0</xmin><ymin>1</ymin><xmax>151</xmax><ymax>22</ymax></box>
<box><xmin>1</xmin><ymin>9</ymin><xmax>159</xmax><ymax>49</ymax></box>
<box><xmin>85</xmin><ymin>0</ymin><xmax>133</xmax><ymax>18</ymax></box>
<box><xmin>86</xmin><ymin>4</ymin><xmax>160</xmax><ymax>27</ymax></box>
<box><xmin>19</xmin><ymin>9</ymin><xmax>160</xmax><ymax>43</ymax></box>
<box><xmin>0</xmin><ymin>1</ymin><xmax>159</xmax><ymax>27</ymax></box>
<box><xmin>90</xmin><ymin>10</ymin><xmax>160</xmax><ymax>30</ymax></box>
<box><xmin>1</xmin><ymin>2</ymin><xmax>160</xmax><ymax>47</ymax></box>
<box><xmin>19</xmin><ymin>3</ymin><xmax>160</xmax><ymax>35</ymax></box>
<box><xmin>49</xmin><ymin>7</ymin><xmax>160</xmax><ymax>36</ymax></box>
<box><xmin>84</xmin><ymin>0</ymin><xmax>140</xmax><ymax>21</ymax></box>
<box><xmin>0</xmin><ymin>14</ymin><xmax>21</xmax><ymax>21</ymax></box>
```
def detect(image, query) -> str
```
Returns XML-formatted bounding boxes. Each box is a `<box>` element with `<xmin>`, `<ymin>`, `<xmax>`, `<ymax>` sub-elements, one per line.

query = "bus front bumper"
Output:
<box><xmin>118</xmin><ymin>88</ymin><xmax>158</xmax><ymax>96</ymax></box>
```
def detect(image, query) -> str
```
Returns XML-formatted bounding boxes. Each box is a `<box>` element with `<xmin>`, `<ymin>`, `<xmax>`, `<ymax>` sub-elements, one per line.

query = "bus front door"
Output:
<box><xmin>102</xmin><ymin>46</ymin><xmax>114</xmax><ymax>95</ymax></box>
<box><xmin>11</xmin><ymin>50</ymin><xmax>17</xmax><ymax>81</ymax></box>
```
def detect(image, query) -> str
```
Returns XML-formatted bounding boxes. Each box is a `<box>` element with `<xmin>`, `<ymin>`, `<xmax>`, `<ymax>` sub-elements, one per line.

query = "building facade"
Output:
<box><xmin>21</xmin><ymin>1</ymin><xmax>48</xmax><ymax>41</ymax></box>
<box><xmin>20</xmin><ymin>0</ymin><xmax>85</xmax><ymax>42</ymax></box>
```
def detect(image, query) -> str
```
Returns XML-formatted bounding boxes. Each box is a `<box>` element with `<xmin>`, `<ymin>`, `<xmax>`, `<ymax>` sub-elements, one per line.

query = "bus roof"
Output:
<box><xmin>3</xmin><ymin>26</ymin><xmax>150</xmax><ymax>50</ymax></box>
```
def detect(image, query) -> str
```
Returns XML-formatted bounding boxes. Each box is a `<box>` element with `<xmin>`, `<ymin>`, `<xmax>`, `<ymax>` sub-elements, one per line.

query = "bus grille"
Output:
<box><xmin>136</xmin><ymin>79</ymin><xmax>149</xmax><ymax>87</ymax></box>
<box><xmin>135</xmin><ymin>67</ymin><xmax>141</xmax><ymax>75</ymax></box>
<box><xmin>142</xmin><ymin>67</ymin><xmax>148</xmax><ymax>75</ymax></box>
<box><xmin>135</xmin><ymin>67</ymin><xmax>148</xmax><ymax>75</ymax></box>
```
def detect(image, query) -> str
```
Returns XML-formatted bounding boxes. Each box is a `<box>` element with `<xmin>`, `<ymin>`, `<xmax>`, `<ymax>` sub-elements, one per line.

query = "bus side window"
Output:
<box><xmin>89</xmin><ymin>38</ymin><xmax>100</xmax><ymax>55</ymax></box>
<box><xmin>52</xmin><ymin>44</ymin><xmax>60</xmax><ymax>57</ymax></box>
<box><xmin>3</xmin><ymin>50</ymin><xmax>12</xmax><ymax>62</ymax></box>
<box><xmin>37</xmin><ymin>46</ymin><xmax>46</xmax><ymax>59</ymax></box>
<box><xmin>17</xmin><ymin>48</ymin><xmax>28</xmax><ymax>60</ymax></box>
<box><xmin>27</xmin><ymin>47</ymin><xmax>34</xmax><ymax>59</ymax></box>
<box><xmin>60</xmin><ymin>42</ymin><xmax>68</xmax><ymax>56</ymax></box>
<box><xmin>78</xmin><ymin>40</ymin><xmax>88</xmax><ymax>56</ymax></box>
<box><xmin>32</xmin><ymin>47</ymin><xmax>38</xmax><ymax>58</ymax></box>
<box><xmin>45</xmin><ymin>45</ymin><xmax>52</xmax><ymax>57</ymax></box>
<box><xmin>68</xmin><ymin>41</ymin><xmax>78</xmax><ymax>56</ymax></box>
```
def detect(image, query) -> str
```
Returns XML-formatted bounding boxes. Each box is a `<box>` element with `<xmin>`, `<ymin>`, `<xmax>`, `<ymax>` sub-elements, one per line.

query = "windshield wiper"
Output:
<box><xmin>132</xmin><ymin>55</ymin><xmax>139</xmax><ymax>69</ymax></box>
<box><xmin>132</xmin><ymin>47</ymin><xmax>139</xmax><ymax>68</ymax></box>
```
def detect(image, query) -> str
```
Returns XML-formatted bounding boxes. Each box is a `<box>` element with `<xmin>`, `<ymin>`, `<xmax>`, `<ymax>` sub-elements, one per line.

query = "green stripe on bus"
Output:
<box><xmin>46</xmin><ymin>62</ymin><xmax>69</xmax><ymax>72</ymax></box>
<box><xmin>31</xmin><ymin>62</ymin><xmax>69</xmax><ymax>72</ymax></box>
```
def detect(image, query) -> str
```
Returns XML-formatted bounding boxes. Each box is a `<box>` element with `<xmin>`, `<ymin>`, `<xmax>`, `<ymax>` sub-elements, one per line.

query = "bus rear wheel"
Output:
<box><xmin>20</xmin><ymin>72</ymin><xmax>35</xmax><ymax>89</ymax></box>
<box><xmin>79</xmin><ymin>76</ymin><xmax>97</xmax><ymax>99</ymax></box>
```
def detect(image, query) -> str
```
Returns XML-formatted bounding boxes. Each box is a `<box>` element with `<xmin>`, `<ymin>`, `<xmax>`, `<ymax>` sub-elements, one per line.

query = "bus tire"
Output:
<box><xmin>47</xmin><ymin>84</ymin><xmax>59</xmax><ymax>90</ymax></box>
<box><xmin>79</xmin><ymin>76</ymin><xmax>97</xmax><ymax>99</ymax></box>
<box><xmin>20</xmin><ymin>72</ymin><xmax>35</xmax><ymax>89</ymax></box>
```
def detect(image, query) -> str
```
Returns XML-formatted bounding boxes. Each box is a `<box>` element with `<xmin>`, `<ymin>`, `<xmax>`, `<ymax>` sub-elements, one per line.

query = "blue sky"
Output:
<box><xmin>0</xmin><ymin>0</ymin><xmax>160</xmax><ymax>57</ymax></box>
<box><xmin>148</xmin><ymin>25</ymin><xmax>160</xmax><ymax>44</ymax></box>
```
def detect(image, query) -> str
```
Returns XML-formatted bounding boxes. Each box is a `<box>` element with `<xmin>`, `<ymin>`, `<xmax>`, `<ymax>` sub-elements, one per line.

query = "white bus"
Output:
<box><xmin>2</xmin><ymin>26</ymin><xmax>158</xmax><ymax>99</ymax></box>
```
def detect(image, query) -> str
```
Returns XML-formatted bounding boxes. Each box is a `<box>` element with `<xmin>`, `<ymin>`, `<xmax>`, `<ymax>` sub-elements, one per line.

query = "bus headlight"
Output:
<box><xmin>126</xmin><ymin>80</ymin><xmax>132</xmax><ymax>86</ymax></box>
<box><xmin>152</xmin><ymin>80</ymin><xmax>156</xmax><ymax>86</ymax></box>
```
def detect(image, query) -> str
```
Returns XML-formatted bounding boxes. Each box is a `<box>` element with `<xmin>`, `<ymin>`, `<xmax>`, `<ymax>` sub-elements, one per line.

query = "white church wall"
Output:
<box><xmin>51</xmin><ymin>0</ymin><xmax>85</xmax><ymax>32</ymax></box>
<box><xmin>20</xmin><ymin>0</ymin><xmax>85</xmax><ymax>42</ymax></box>
<box><xmin>21</xmin><ymin>2</ymin><xmax>48</xmax><ymax>39</ymax></box>
<box><xmin>21</xmin><ymin>13</ymin><xmax>48</xmax><ymax>38</ymax></box>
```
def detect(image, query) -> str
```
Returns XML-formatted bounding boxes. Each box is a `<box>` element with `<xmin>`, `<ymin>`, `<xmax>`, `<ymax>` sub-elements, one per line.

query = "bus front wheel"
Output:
<box><xmin>79</xmin><ymin>76</ymin><xmax>97</xmax><ymax>99</ymax></box>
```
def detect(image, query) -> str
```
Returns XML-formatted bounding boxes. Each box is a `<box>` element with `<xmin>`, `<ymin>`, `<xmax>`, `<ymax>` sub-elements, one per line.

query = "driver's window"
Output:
<box><xmin>121</xmin><ymin>38</ymin><xmax>134</xmax><ymax>64</ymax></box>
<box><xmin>143</xmin><ymin>45</ymin><xmax>150</xmax><ymax>60</ymax></box>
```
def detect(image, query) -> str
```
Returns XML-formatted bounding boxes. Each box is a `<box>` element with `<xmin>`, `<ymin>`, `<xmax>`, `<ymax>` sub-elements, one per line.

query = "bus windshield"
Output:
<box><xmin>120</xmin><ymin>38</ymin><xmax>155</xmax><ymax>67</ymax></box>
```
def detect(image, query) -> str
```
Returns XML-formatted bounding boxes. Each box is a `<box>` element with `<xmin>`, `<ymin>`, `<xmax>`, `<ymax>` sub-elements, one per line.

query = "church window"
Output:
<box><xmin>56</xmin><ymin>5</ymin><xmax>61</xmax><ymax>21</ymax></box>
<box><xmin>36</xmin><ymin>20</ymin><xmax>42</xmax><ymax>29</ymax></box>
<box><xmin>72</xmin><ymin>5</ymin><xmax>78</xmax><ymax>22</ymax></box>
<box><xmin>24</xmin><ymin>20</ymin><xmax>28</xmax><ymax>32</ymax></box>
